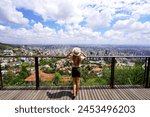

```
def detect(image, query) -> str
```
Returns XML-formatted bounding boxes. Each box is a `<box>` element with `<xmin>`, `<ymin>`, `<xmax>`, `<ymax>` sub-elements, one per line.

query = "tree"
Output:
<box><xmin>21</xmin><ymin>62</ymin><xmax>29</xmax><ymax>68</ymax></box>
<box><xmin>53</xmin><ymin>72</ymin><xmax>61</xmax><ymax>86</ymax></box>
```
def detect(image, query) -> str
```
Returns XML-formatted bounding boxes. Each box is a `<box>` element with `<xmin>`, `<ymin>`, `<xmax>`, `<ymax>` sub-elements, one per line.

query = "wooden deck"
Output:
<box><xmin>0</xmin><ymin>85</ymin><xmax>150</xmax><ymax>100</ymax></box>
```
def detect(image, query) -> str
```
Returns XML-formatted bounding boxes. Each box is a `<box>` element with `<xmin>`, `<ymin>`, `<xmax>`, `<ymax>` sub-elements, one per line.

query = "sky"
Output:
<box><xmin>0</xmin><ymin>0</ymin><xmax>150</xmax><ymax>45</ymax></box>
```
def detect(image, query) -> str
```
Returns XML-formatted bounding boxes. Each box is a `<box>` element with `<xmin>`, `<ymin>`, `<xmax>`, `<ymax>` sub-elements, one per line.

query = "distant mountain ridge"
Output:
<box><xmin>0</xmin><ymin>42</ymin><xmax>21</xmax><ymax>49</ymax></box>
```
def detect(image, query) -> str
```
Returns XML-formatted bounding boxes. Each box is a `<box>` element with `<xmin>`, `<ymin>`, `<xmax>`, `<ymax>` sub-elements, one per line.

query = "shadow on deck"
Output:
<box><xmin>0</xmin><ymin>85</ymin><xmax>150</xmax><ymax>100</ymax></box>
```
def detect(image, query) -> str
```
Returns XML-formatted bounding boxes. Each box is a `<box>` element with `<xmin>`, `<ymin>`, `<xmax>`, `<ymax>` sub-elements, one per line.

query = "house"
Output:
<box><xmin>116</xmin><ymin>62</ymin><xmax>126</xmax><ymax>67</ymax></box>
<box><xmin>43</xmin><ymin>65</ymin><xmax>51</xmax><ymax>69</ymax></box>
<box><xmin>56</xmin><ymin>59</ymin><xmax>66</xmax><ymax>68</ymax></box>
<box><xmin>1</xmin><ymin>70</ymin><xmax>8</xmax><ymax>75</ymax></box>
<box><xmin>1</xmin><ymin>62</ymin><xmax>7</xmax><ymax>67</ymax></box>
<box><xmin>20</xmin><ymin>57</ymin><xmax>26</xmax><ymax>62</ymax></box>
<box><xmin>15</xmin><ymin>62</ymin><xmax>21</xmax><ymax>67</ymax></box>
<box><xmin>127</xmin><ymin>62</ymin><xmax>135</xmax><ymax>67</ymax></box>
<box><xmin>26</xmin><ymin>67</ymin><xmax>35</xmax><ymax>74</ymax></box>
<box><xmin>3</xmin><ymin>50</ymin><xmax>14</xmax><ymax>56</ymax></box>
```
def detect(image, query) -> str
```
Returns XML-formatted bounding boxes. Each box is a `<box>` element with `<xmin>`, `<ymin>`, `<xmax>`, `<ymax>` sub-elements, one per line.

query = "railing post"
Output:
<box><xmin>0</xmin><ymin>63</ymin><xmax>3</xmax><ymax>89</ymax></box>
<box><xmin>145</xmin><ymin>57</ymin><xmax>150</xmax><ymax>88</ymax></box>
<box><xmin>143</xmin><ymin>57</ymin><xmax>147</xmax><ymax>86</ymax></box>
<box><xmin>35</xmin><ymin>57</ymin><xmax>39</xmax><ymax>90</ymax></box>
<box><xmin>110</xmin><ymin>57</ymin><xmax>115</xmax><ymax>88</ymax></box>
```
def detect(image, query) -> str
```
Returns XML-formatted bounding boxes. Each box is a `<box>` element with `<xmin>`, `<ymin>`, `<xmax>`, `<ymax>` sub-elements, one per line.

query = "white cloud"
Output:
<box><xmin>113</xmin><ymin>19</ymin><xmax>150</xmax><ymax>32</ymax></box>
<box><xmin>113</xmin><ymin>19</ymin><xmax>136</xmax><ymax>31</ymax></box>
<box><xmin>1</xmin><ymin>19</ymin><xmax>150</xmax><ymax>45</ymax></box>
<box><xmin>13</xmin><ymin>0</ymin><xmax>116</xmax><ymax>29</ymax></box>
<box><xmin>14</xmin><ymin>0</ymin><xmax>76</xmax><ymax>22</ymax></box>
<box><xmin>0</xmin><ymin>0</ymin><xmax>150</xmax><ymax>45</ymax></box>
<box><xmin>0</xmin><ymin>25</ymin><xmax>6</xmax><ymax>30</ymax></box>
<box><xmin>10</xmin><ymin>0</ymin><xmax>150</xmax><ymax>29</ymax></box>
<box><xmin>103</xmin><ymin>19</ymin><xmax>150</xmax><ymax>45</ymax></box>
<box><xmin>0</xmin><ymin>0</ymin><xmax>29</xmax><ymax>25</ymax></box>
<box><xmin>84</xmin><ymin>8</ymin><xmax>113</xmax><ymax>29</ymax></box>
<box><xmin>0</xmin><ymin>23</ymin><xmax>102</xmax><ymax>44</ymax></box>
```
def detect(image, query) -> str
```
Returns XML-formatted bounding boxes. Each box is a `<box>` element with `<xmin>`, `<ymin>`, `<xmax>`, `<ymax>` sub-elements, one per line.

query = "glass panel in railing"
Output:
<box><xmin>39</xmin><ymin>57</ymin><xmax>63</xmax><ymax>86</ymax></box>
<box><xmin>39</xmin><ymin>57</ymin><xmax>111</xmax><ymax>86</ymax></box>
<box><xmin>114</xmin><ymin>57</ymin><xmax>145</xmax><ymax>86</ymax></box>
<box><xmin>1</xmin><ymin>57</ymin><xmax>35</xmax><ymax>88</ymax></box>
<box><xmin>80</xmin><ymin>57</ymin><xmax>111</xmax><ymax>86</ymax></box>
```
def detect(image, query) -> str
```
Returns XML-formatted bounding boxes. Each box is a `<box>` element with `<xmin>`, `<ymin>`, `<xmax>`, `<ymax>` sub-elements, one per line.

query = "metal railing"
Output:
<box><xmin>0</xmin><ymin>55</ymin><xmax>150</xmax><ymax>90</ymax></box>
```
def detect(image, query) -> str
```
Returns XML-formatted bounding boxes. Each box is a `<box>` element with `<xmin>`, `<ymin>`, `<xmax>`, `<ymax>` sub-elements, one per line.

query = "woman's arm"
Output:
<box><xmin>65</xmin><ymin>51</ymin><xmax>72</xmax><ymax>58</ymax></box>
<box><xmin>81</xmin><ymin>52</ymin><xmax>87</xmax><ymax>57</ymax></box>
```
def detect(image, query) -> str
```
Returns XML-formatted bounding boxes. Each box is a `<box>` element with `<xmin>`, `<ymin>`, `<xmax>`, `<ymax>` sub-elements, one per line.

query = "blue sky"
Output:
<box><xmin>0</xmin><ymin>0</ymin><xmax>150</xmax><ymax>45</ymax></box>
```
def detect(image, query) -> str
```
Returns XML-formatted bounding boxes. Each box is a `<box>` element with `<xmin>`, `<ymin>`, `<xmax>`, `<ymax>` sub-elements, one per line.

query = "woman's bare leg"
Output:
<box><xmin>76</xmin><ymin>77</ymin><xmax>80</xmax><ymax>95</ymax></box>
<box><xmin>73</xmin><ymin>78</ymin><xmax>76</xmax><ymax>96</ymax></box>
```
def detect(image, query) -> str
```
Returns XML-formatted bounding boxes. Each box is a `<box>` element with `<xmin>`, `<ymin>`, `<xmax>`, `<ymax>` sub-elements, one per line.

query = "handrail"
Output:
<box><xmin>0</xmin><ymin>55</ymin><xmax>150</xmax><ymax>58</ymax></box>
<box><xmin>0</xmin><ymin>56</ymin><xmax>150</xmax><ymax>90</ymax></box>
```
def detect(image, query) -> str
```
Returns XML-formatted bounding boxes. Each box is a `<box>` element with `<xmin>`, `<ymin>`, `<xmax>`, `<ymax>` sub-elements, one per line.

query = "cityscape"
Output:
<box><xmin>0</xmin><ymin>43</ymin><xmax>148</xmax><ymax>86</ymax></box>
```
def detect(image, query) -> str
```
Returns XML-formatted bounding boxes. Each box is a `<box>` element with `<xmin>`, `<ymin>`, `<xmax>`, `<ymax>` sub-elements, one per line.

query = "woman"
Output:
<box><xmin>65</xmin><ymin>47</ymin><xmax>86</xmax><ymax>99</ymax></box>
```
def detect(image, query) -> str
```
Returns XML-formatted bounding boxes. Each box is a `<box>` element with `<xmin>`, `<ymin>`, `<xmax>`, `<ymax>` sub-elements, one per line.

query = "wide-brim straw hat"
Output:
<box><xmin>72</xmin><ymin>47</ymin><xmax>81</xmax><ymax>56</ymax></box>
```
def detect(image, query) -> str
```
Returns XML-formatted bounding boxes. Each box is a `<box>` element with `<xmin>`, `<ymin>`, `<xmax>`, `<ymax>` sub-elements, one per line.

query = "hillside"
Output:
<box><xmin>0</xmin><ymin>42</ymin><xmax>15</xmax><ymax>50</ymax></box>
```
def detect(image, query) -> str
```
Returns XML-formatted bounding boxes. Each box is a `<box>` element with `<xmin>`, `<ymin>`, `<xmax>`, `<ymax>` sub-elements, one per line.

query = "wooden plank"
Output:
<box><xmin>91</xmin><ymin>86</ymin><xmax>99</xmax><ymax>100</ymax></box>
<box><xmin>0</xmin><ymin>86</ymin><xmax>150</xmax><ymax>100</ymax></box>
<box><xmin>105</xmin><ymin>88</ymin><xmax>119</xmax><ymax>100</ymax></box>
<box><xmin>101</xmin><ymin>85</ymin><xmax>111</xmax><ymax>99</ymax></box>
<box><xmin>0</xmin><ymin>90</ymin><xmax>14</xmax><ymax>99</ymax></box>
<box><xmin>119</xmin><ymin>85</ymin><xmax>139</xmax><ymax>99</ymax></box>
<box><xmin>0</xmin><ymin>90</ymin><xmax>7</xmax><ymax>97</ymax></box>
<box><xmin>110</xmin><ymin>89</ymin><xmax>124</xmax><ymax>100</ymax></box>
<box><xmin>144</xmin><ymin>89</ymin><xmax>150</xmax><ymax>95</ymax></box>
<box><xmin>119</xmin><ymin>87</ymin><xmax>139</xmax><ymax>100</ymax></box>
<box><xmin>86</xmin><ymin>86</ymin><xmax>94</xmax><ymax>100</ymax></box>
<box><xmin>65</xmin><ymin>86</ymin><xmax>72</xmax><ymax>100</ymax></box>
<box><xmin>36</xmin><ymin>90</ymin><xmax>45</xmax><ymax>100</ymax></box>
<box><xmin>20</xmin><ymin>90</ymin><xmax>35</xmax><ymax>100</ymax></box>
<box><xmin>31</xmin><ymin>90</ymin><xmax>40</xmax><ymax>100</ymax></box>
<box><xmin>80</xmin><ymin>86</ymin><xmax>84</xmax><ymax>100</ymax></box>
<box><xmin>97</xmin><ymin>86</ymin><xmax>107</xmax><ymax>100</ymax></box>
<box><xmin>44</xmin><ymin>89</ymin><xmax>50</xmax><ymax>100</ymax></box>
<box><xmin>81</xmin><ymin>86</ymin><xmax>87</xmax><ymax>100</ymax></box>
<box><xmin>47</xmin><ymin>87</ymin><xmax>58</xmax><ymax>100</ymax></box>
<box><xmin>93</xmin><ymin>86</ymin><xmax>103</xmax><ymax>100</ymax></box>
<box><xmin>11</xmin><ymin>90</ymin><xmax>26</xmax><ymax>100</ymax></box>
<box><xmin>63</xmin><ymin>86</ymin><xmax>68</xmax><ymax>100</ymax></box>
<box><xmin>103</xmin><ymin>86</ymin><xmax>115</xmax><ymax>100</ymax></box>
<box><xmin>2</xmin><ymin>90</ymin><xmax>17</xmax><ymax>100</ymax></box>
<box><xmin>57</xmin><ymin>87</ymin><xmax>64</xmax><ymax>100</ymax></box>
<box><xmin>130</xmin><ymin>88</ymin><xmax>146</xmax><ymax>100</ymax></box>
<box><xmin>12</xmin><ymin>90</ymin><xmax>26</xmax><ymax>100</ymax></box>
<box><xmin>22</xmin><ymin>90</ymin><xmax>35</xmax><ymax>100</ymax></box>
<box><xmin>116</xmin><ymin>88</ymin><xmax>131</xmax><ymax>100</ymax></box>
<box><xmin>133</xmin><ymin>89</ymin><xmax>150</xmax><ymax>100</ymax></box>
<box><xmin>45</xmin><ymin>87</ymin><xmax>53</xmax><ymax>100</ymax></box>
